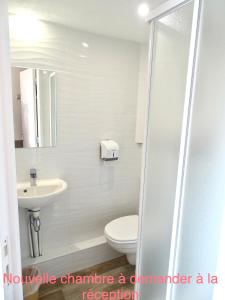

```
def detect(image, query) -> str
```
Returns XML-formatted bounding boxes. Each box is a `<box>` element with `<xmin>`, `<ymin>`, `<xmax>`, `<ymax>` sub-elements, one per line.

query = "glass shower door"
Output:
<box><xmin>174</xmin><ymin>0</ymin><xmax>225</xmax><ymax>299</ymax></box>
<box><xmin>137</xmin><ymin>2</ymin><xmax>194</xmax><ymax>299</ymax></box>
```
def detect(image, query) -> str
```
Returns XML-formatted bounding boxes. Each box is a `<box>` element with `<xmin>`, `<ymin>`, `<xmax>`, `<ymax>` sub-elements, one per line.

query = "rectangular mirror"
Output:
<box><xmin>11</xmin><ymin>67</ymin><xmax>56</xmax><ymax>148</ymax></box>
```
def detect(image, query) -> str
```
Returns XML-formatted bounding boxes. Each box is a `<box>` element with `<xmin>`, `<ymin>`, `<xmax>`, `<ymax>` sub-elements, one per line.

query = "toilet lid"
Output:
<box><xmin>104</xmin><ymin>215</ymin><xmax>138</xmax><ymax>242</ymax></box>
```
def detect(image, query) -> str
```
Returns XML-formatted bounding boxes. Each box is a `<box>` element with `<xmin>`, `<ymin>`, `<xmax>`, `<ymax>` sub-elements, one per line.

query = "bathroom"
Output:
<box><xmin>8</xmin><ymin>0</ymin><xmax>150</xmax><ymax>298</ymax></box>
<box><xmin>1</xmin><ymin>0</ymin><xmax>225</xmax><ymax>300</ymax></box>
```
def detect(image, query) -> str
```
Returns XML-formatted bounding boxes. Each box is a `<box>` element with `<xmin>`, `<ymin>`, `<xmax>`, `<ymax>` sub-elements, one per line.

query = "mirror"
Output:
<box><xmin>11</xmin><ymin>67</ymin><xmax>56</xmax><ymax>148</ymax></box>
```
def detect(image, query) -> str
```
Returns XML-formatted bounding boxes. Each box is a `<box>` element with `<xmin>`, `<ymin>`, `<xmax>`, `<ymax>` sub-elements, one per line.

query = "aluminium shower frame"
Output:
<box><xmin>136</xmin><ymin>0</ymin><xmax>203</xmax><ymax>299</ymax></box>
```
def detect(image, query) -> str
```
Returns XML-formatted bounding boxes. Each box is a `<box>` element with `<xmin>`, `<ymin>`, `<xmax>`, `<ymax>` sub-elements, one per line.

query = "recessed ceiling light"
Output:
<box><xmin>82</xmin><ymin>42</ymin><xmax>89</xmax><ymax>48</ymax></box>
<box><xmin>138</xmin><ymin>3</ymin><xmax>150</xmax><ymax>18</ymax></box>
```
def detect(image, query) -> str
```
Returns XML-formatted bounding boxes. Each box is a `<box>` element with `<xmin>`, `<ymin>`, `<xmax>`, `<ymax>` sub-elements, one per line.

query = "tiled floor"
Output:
<box><xmin>39</xmin><ymin>256</ymin><xmax>135</xmax><ymax>300</ymax></box>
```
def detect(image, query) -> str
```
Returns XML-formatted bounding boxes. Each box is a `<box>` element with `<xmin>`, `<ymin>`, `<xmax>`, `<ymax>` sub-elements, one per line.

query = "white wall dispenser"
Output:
<box><xmin>100</xmin><ymin>140</ymin><xmax>119</xmax><ymax>161</ymax></box>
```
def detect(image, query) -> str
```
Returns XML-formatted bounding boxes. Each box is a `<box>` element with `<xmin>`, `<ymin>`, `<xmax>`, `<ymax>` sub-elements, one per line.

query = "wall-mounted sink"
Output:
<box><xmin>17</xmin><ymin>178</ymin><xmax>67</xmax><ymax>210</ymax></box>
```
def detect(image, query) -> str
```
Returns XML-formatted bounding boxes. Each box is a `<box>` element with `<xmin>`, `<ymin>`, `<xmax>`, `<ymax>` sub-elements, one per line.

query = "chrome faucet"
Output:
<box><xmin>30</xmin><ymin>168</ymin><xmax>37</xmax><ymax>186</ymax></box>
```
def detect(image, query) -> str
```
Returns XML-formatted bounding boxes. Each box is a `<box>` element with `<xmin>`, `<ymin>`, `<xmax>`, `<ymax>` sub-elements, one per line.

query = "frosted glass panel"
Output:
<box><xmin>174</xmin><ymin>1</ymin><xmax>225</xmax><ymax>299</ymax></box>
<box><xmin>138</xmin><ymin>3</ymin><xmax>194</xmax><ymax>300</ymax></box>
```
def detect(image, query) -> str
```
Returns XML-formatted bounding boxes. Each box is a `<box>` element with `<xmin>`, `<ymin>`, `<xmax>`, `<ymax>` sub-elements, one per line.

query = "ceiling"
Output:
<box><xmin>8</xmin><ymin>0</ymin><xmax>167</xmax><ymax>43</ymax></box>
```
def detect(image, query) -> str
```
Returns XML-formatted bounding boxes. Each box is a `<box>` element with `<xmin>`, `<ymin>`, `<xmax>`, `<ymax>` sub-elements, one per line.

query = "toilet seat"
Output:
<box><xmin>104</xmin><ymin>215</ymin><xmax>138</xmax><ymax>243</ymax></box>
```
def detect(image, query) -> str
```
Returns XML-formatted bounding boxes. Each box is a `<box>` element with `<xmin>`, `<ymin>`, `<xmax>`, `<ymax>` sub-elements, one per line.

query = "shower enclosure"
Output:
<box><xmin>137</xmin><ymin>0</ymin><xmax>225</xmax><ymax>299</ymax></box>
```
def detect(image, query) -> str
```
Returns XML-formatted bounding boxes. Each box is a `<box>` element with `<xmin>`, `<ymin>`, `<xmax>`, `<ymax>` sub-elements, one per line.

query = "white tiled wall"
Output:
<box><xmin>11</xmin><ymin>21</ymin><xmax>142</xmax><ymax>267</ymax></box>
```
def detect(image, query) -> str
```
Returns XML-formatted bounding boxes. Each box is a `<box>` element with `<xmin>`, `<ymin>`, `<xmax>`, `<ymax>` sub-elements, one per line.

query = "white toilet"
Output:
<box><xmin>104</xmin><ymin>215</ymin><xmax>138</xmax><ymax>265</ymax></box>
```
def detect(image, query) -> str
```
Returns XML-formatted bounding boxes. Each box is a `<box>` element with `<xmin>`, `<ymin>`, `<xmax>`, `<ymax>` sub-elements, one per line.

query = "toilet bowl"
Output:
<box><xmin>104</xmin><ymin>215</ymin><xmax>138</xmax><ymax>265</ymax></box>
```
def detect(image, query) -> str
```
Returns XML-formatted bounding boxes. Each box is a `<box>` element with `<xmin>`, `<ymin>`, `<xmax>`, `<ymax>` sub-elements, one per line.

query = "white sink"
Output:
<box><xmin>17</xmin><ymin>179</ymin><xmax>67</xmax><ymax>210</ymax></box>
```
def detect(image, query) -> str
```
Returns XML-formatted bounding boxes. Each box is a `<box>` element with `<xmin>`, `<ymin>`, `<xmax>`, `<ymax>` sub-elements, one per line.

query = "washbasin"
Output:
<box><xmin>17</xmin><ymin>178</ymin><xmax>67</xmax><ymax>210</ymax></box>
